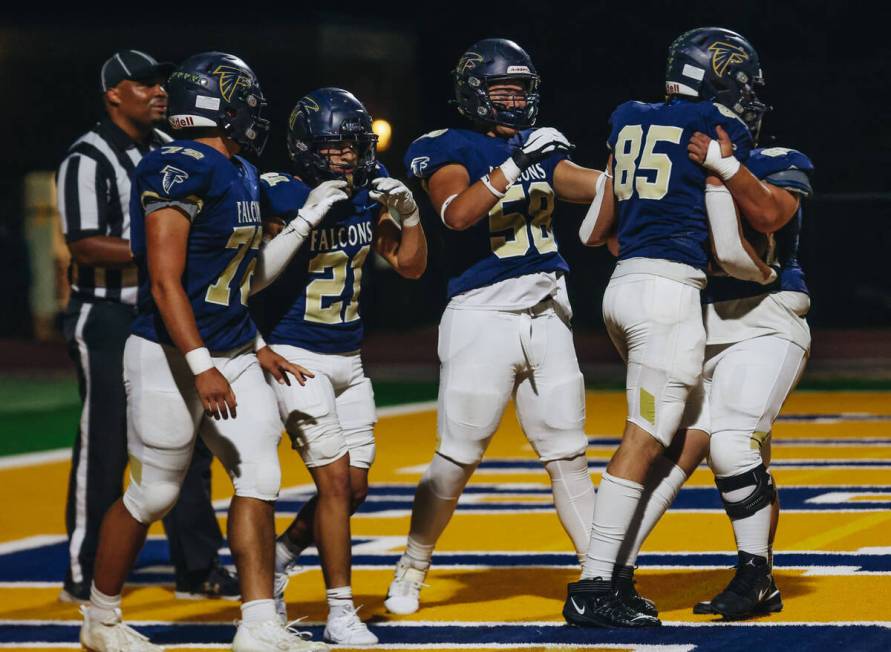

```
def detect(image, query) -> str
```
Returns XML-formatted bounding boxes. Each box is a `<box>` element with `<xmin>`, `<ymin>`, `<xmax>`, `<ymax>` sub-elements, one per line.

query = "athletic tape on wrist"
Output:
<box><xmin>402</xmin><ymin>208</ymin><xmax>421</xmax><ymax>228</ymax></box>
<box><xmin>185</xmin><ymin>347</ymin><xmax>213</xmax><ymax>375</ymax></box>
<box><xmin>499</xmin><ymin>157</ymin><xmax>522</xmax><ymax>185</ymax></box>
<box><xmin>254</xmin><ymin>333</ymin><xmax>267</xmax><ymax>352</ymax></box>
<box><xmin>706</xmin><ymin>140</ymin><xmax>741</xmax><ymax>181</ymax></box>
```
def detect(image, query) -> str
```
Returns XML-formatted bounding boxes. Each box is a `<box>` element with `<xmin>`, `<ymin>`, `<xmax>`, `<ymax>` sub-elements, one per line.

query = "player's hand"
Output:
<box><xmin>256</xmin><ymin>346</ymin><xmax>314</xmax><ymax>387</ymax></box>
<box><xmin>688</xmin><ymin>125</ymin><xmax>735</xmax><ymax>168</ymax></box>
<box><xmin>296</xmin><ymin>180</ymin><xmax>350</xmax><ymax>230</ymax></box>
<box><xmin>195</xmin><ymin>367</ymin><xmax>237</xmax><ymax>420</ymax></box>
<box><xmin>512</xmin><ymin>127</ymin><xmax>573</xmax><ymax>170</ymax></box>
<box><xmin>369</xmin><ymin>178</ymin><xmax>418</xmax><ymax>225</ymax></box>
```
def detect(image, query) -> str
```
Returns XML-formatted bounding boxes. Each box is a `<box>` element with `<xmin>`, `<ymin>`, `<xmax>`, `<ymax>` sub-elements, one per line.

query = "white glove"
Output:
<box><xmin>501</xmin><ymin>127</ymin><xmax>573</xmax><ymax>185</ymax></box>
<box><xmin>369</xmin><ymin>177</ymin><xmax>420</xmax><ymax>228</ymax></box>
<box><xmin>294</xmin><ymin>179</ymin><xmax>349</xmax><ymax>235</ymax></box>
<box><xmin>703</xmin><ymin>139</ymin><xmax>741</xmax><ymax>181</ymax></box>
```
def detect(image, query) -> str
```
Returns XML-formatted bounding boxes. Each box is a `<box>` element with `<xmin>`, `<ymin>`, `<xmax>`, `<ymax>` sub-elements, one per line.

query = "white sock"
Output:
<box><xmin>275</xmin><ymin>538</ymin><xmax>298</xmax><ymax>575</ymax></box>
<box><xmin>581</xmin><ymin>471</ymin><xmax>644</xmax><ymax>580</ymax></box>
<box><xmin>544</xmin><ymin>455</ymin><xmax>596</xmax><ymax>563</ymax></box>
<box><xmin>404</xmin><ymin>454</ymin><xmax>475</xmax><ymax>568</ymax></box>
<box><xmin>403</xmin><ymin>537</ymin><xmax>434</xmax><ymax>570</ymax></box>
<box><xmin>241</xmin><ymin>599</ymin><xmax>277</xmax><ymax>624</ymax></box>
<box><xmin>87</xmin><ymin>583</ymin><xmax>121</xmax><ymax>624</ymax></box>
<box><xmin>327</xmin><ymin>586</ymin><xmax>354</xmax><ymax>614</ymax></box>
<box><xmin>729</xmin><ymin>504</ymin><xmax>772</xmax><ymax>558</ymax></box>
<box><xmin>617</xmin><ymin>459</ymin><xmax>688</xmax><ymax>567</ymax></box>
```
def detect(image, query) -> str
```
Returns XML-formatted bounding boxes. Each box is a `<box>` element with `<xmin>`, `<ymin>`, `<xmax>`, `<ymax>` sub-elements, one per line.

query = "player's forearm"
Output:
<box><xmin>68</xmin><ymin>235</ymin><xmax>134</xmax><ymax>268</ymax></box>
<box><xmin>151</xmin><ymin>280</ymin><xmax>206</xmax><ymax>355</ymax></box>
<box><xmin>250</xmin><ymin>217</ymin><xmax>311</xmax><ymax>295</ymax></box>
<box><xmin>579</xmin><ymin>173</ymin><xmax>616</xmax><ymax>246</ymax></box>
<box><xmin>724</xmin><ymin>167</ymin><xmax>796</xmax><ymax>234</ymax></box>
<box><xmin>441</xmin><ymin>180</ymin><xmax>502</xmax><ymax>230</ymax></box>
<box><xmin>393</xmin><ymin>223</ymin><xmax>428</xmax><ymax>279</ymax></box>
<box><xmin>554</xmin><ymin>161</ymin><xmax>604</xmax><ymax>204</ymax></box>
<box><xmin>705</xmin><ymin>183</ymin><xmax>776</xmax><ymax>284</ymax></box>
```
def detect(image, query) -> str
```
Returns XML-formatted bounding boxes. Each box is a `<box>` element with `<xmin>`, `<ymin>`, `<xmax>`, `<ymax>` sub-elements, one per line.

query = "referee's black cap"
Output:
<box><xmin>100</xmin><ymin>50</ymin><xmax>174</xmax><ymax>92</ymax></box>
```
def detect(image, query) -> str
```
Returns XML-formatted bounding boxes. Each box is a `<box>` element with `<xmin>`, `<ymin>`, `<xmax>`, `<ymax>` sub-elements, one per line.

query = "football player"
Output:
<box><xmin>79</xmin><ymin>52</ymin><xmax>329</xmax><ymax>652</ymax></box>
<box><xmin>605</xmin><ymin>42</ymin><xmax>813</xmax><ymax>620</ymax></box>
<box><xmin>384</xmin><ymin>38</ymin><xmax>609</xmax><ymax>615</ymax></box>
<box><xmin>251</xmin><ymin>88</ymin><xmax>427</xmax><ymax>645</ymax></box>
<box><xmin>566</xmin><ymin>27</ymin><xmax>776</xmax><ymax>627</ymax></box>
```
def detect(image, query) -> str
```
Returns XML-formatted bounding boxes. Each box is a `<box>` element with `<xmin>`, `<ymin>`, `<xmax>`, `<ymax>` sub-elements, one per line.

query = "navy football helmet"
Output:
<box><xmin>287</xmin><ymin>88</ymin><xmax>378</xmax><ymax>189</ymax></box>
<box><xmin>665</xmin><ymin>27</ymin><xmax>769</xmax><ymax>140</ymax></box>
<box><xmin>166</xmin><ymin>51</ymin><xmax>270</xmax><ymax>156</ymax></box>
<box><xmin>452</xmin><ymin>38</ymin><xmax>540</xmax><ymax>129</ymax></box>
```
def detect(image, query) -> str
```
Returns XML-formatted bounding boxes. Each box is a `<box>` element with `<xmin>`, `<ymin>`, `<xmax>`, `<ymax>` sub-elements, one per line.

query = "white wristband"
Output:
<box><xmin>705</xmin><ymin>139</ymin><xmax>741</xmax><ymax>181</ymax></box>
<box><xmin>440</xmin><ymin>193</ymin><xmax>459</xmax><ymax>227</ymax></box>
<box><xmin>480</xmin><ymin>174</ymin><xmax>505</xmax><ymax>198</ymax></box>
<box><xmin>185</xmin><ymin>347</ymin><xmax>213</xmax><ymax>375</ymax></box>
<box><xmin>498</xmin><ymin>157</ymin><xmax>522</xmax><ymax>186</ymax></box>
<box><xmin>401</xmin><ymin>207</ymin><xmax>420</xmax><ymax>228</ymax></box>
<box><xmin>254</xmin><ymin>333</ymin><xmax>267</xmax><ymax>352</ymax></box>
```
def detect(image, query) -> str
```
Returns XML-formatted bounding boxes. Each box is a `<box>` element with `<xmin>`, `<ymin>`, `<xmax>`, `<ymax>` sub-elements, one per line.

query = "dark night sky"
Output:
<box><xmin>1</xmin><ymin>2</ymin><xmax>890</xmax><ymax>336</ymax></box>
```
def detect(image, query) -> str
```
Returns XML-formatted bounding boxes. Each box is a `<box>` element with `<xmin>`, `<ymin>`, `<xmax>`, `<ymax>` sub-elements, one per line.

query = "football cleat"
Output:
<box><xmin>80</xmin><ymin>606</ymin><xmax>164</xmax><ymax>652</ymax></box>
<box><xmin>384</xmin><ymin>559</ymin><xmax>428</xmax><ymax>615</ymax></box>
<box><xmin>323</xmin><ymin>605</ymin><xmax>378</xmax><ymax>646</ymax></box>
<box><xmin>232</xmin><ymin>619</ymin><xmax>328</xmax><ymax>652</ymax></box>
<box><xmin>174</xmin><ymin>563</ymin><xmax>240</xmax><ymax>601</ymax></box>
<box><xmin>613</xmin><ymin>565</ymin><xmax>658</xmax><ymax>618</ymax></box>
<box><xmin>563</xmin><ymin>578</ymin><xmax>661</xmax><ymax>628</ymax></box>
<box><xmin>705</xmin><ymin>551</ymin><xmax>783</xmax><ymax>620</ymax></box>
<box><xmin>60</xmin><ymin>579</ymin><xmax>90</xmax><ymax>605</ymax></box>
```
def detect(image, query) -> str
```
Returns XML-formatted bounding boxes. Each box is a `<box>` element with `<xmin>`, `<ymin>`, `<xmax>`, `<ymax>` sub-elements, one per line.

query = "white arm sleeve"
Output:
<box><xmin>249</xmin><ymin>216</ymin><xmax>312</xmax><ymax>295</ymax></box>
<box><xmin>578</xmin><ymin>172</ymin><xmax>610</xmax><ymax>246</ymax></box>
<box><xmin>706</xmin><ymin>184</ymin><xmax>777</xmax><ymax>285</ymax></box>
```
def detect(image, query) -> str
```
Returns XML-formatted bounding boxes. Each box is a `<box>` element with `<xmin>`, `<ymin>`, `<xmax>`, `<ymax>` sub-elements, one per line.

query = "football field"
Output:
<box><xmin>1</xmin><ymin>389</ymin><xmax>890</xmax><ymax>651</ymax></box>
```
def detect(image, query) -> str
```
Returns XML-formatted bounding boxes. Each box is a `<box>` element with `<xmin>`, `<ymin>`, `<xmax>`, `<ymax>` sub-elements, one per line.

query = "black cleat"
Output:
<box><xmin>707</xmin><ymin>552</ymin><xmax>783</xmax><ymax>620</ymax></box>
<box><xmin>563</xmin><ymin>578</ymin><xmax>661</xmax><ymax>628</ymax></box>
<box><xmin>175</xmin><ymin>562</ymin><xmax>240</xmax><ymax>600</ymax></box>
<box><xmin>694</xmin><ymin>575</ymin><xmax>782</xmax><ymax>615</ymax></box>
<box><xmin>613</xmin><ymin>565</ymin><xmax>658</xmax><ymax>618</ymax></box>
<box><xmin>59</xmin><ymin>579</ymin><xmax>90</xmax><ymax>604</ymax></box>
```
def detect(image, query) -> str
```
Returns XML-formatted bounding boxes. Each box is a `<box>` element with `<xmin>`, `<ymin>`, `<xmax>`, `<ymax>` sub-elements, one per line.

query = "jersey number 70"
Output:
<box><xmin>613</xmin><ymin>125</ymin><xmax>683</xmax><ymax>201</ymax></box>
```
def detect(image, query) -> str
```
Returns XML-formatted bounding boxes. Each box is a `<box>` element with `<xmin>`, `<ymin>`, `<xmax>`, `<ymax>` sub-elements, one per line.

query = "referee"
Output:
<box><xmin>56</xmin><ymin>50</ymin><xmax>237</xmax><ymax>603</ymax></box>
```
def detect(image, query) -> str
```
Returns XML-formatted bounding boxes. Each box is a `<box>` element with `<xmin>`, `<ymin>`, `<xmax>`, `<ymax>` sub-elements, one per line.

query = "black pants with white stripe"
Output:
<box><xmin>62</xmin><ymin>297</ymin><xmax>223</xmax><ymax>590</ymax></box>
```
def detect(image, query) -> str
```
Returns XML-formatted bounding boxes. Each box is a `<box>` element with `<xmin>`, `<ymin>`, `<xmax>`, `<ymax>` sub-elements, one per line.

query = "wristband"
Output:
<box><xmin>185</xmin><ymin>347</ymin><xmax>213</xmax><ymax>375</ymax></box>
<box><xmin>401</xmin><ymin>207</ymin><xmax>420</xmax><ymax>228</ymax></box>
<box><xmin>705</xmin><ymin>139</ymin><xmax>741</xmax><ymax>181</ymax></box>
<box><xmin>254</xmin><ymin>333</ymin><xmax>267</xmax><ymax>352</ymax></box>
<box><xmin>499</xmin><ymin>157</ymin><xmax>522</xmax><ymax>185</ymax></box>
<box><xmin>440</xmin><ymin>193</ymin><xmax>458</xmax><ymax>227</ymax></box>
<box><xmin>480</xmin><ymin>174</ymin><xmax>505</xmax><ymax>199</ymax></box>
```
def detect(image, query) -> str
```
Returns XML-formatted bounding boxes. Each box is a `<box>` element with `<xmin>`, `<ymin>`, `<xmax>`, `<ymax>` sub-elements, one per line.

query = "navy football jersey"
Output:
<box><xmin>703</xmin><ymin>147</ymin><xmax>814</xmax><ymax>303</ymax></box>
<box><xmin>608</xmin><ymin>98</ymin><xmax>753</xmax><ymax>270</ymax></box>
<box><xmin>404</xmin><ymin>127</ymin><xmax>569</xmax><ymax>299</ymax></box>
<box><xmin>130</xmin><ymin>140</ymin><xmax>262</xmax><ymax>351</ymax></box>
<box><xmin>250</xmin><ymin>164</ymin><xmax>387</xmax><ymax>354</ymax></box>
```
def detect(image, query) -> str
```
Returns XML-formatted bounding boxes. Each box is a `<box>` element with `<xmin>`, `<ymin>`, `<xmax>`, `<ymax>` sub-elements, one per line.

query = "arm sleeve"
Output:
<box><xmin>706</xmin><ymin>184</ymin><xmax>775</xmax><ymax>284</ymax></box>
<box><xmin>57</xmin><ymin>154</ymin><xmax>109</xmax><ymax>241</ymax></box>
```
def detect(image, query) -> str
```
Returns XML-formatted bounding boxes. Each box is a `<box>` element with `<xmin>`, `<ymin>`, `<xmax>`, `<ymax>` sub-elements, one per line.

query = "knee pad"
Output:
<box><xmin>123</xmin><ymin>476</ymin><xmax>181</xmax><ymax>525</ymax></box>
<box><xmin>231</xmin><ymin>452</ymin><xmax>281</xmax><ymax>502</ymax></box>
<box><xmin>424</xmin><ymin>453</ymin><xmax>476</xmax><ymax>501</ymax></box>
<box><xmin>286</xmin><ymin>410</ymin><xmax>348</xmax><ymax>468</ymax></box>
<box><xmin>345</xmin><ymin>435</ymin><xmax>376</xmax><ymax>469</ymax></box>
<box><xmin>438</xmin><ymin>386</ymin><xmax>505</xmax><ymax>465</ymax></box>
<box><xmin>522</xmin><ymin>372</ymin><xmax>588</xmax><ymax>462</ymax></box>
<box><xmin>708</xmin><ymin>429</ymin><xmax>764</xmax><ymax>478</ymax></box>
<box><xmin>714</xmin><ymin>463</ymin><xmax>776</xmax><ymax>520</ymax></box>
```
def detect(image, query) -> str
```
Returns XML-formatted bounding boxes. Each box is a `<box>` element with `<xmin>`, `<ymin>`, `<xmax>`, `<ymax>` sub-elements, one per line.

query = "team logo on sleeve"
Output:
<box><xmin>410</xmin><ymin>156</ymin><xmax>430</xmax><ymax>177</ymax></box>
<box><xmin>160</xmin><ymin>165</ymin><xmax>189</xmax><ymax>193</ymax></box>
<box><xmin>211</xmin><ymin>65</ymin><xmax>252</xmax><ymax>102</ymax></box>
<box><xmin>708</xmin><ymin>41</ymin><xmax>749</xmax><ymax>77</ymax></box>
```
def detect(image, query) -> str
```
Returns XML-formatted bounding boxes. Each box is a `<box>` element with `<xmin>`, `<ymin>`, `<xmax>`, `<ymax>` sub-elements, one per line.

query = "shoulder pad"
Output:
<box><xmin>259</xmin><ymin>171</ymin><xmax>310</xmax><ymax>221</ymax></box>
<box><xmin>404</xmin><ymin>128</ymin><xmax>471</xmax><ymax>180</ymax></box>
<box><xmin>749</xmin><ymin>147</ymin><xmax>814</xmax><ymax>197</ymax></box>
<box><xmin>710</xmin><ymin>102</ymin><xmax>749</xmax><ymax>128</ymax></box>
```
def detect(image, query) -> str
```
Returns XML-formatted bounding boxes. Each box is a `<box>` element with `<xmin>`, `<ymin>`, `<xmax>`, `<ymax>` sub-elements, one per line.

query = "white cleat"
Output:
<box><xmin>323</xmin><ymin>605</ymin><xmax>378</xmax><ymax>646</ymax></box>
<box><xmin>384</xmin><ymin>561</ymin><xmax>428</xmax><ymax>615</ymax></box>
<box><xmin>80</xmin><ymin>606</ymin><xmax>164</xmax><ymax>652</ymax></box>
<box><xmin>233</xmin><ymin>619</ymin><xmax>328</xmax><ymax>652</ymax></box>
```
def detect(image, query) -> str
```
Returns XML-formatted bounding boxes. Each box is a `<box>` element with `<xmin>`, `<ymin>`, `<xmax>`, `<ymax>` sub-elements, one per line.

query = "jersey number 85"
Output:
<box><xmin>613</xmin><ymin>125</ymin><xmax>683</xmax><ymax>202</ymax></box>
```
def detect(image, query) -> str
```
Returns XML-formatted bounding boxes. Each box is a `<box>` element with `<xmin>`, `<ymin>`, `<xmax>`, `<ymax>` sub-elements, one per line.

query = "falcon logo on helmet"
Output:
<box><xmin>708</xmin><ymin>41</ymin><xmax>750</xmax><ymax>77</ymax></box>
<box><xmin>211</xmin><ymin>65</ymin><xmax>252</xmax><ymax>103</ymax></box>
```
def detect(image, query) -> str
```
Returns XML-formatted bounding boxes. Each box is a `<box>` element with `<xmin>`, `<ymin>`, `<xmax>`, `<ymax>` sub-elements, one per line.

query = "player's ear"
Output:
<box><xmin>105</xmin><ymin>87</ymin><xmax>122</xmax><ymax>108</ymax></box>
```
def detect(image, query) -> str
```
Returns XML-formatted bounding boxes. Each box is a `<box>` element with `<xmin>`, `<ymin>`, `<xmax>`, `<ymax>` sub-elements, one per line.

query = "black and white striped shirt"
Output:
<box><xmin>57</xmin><ymin>118</ymin><xmax>170</xmax><ymax>305</ymax></box>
